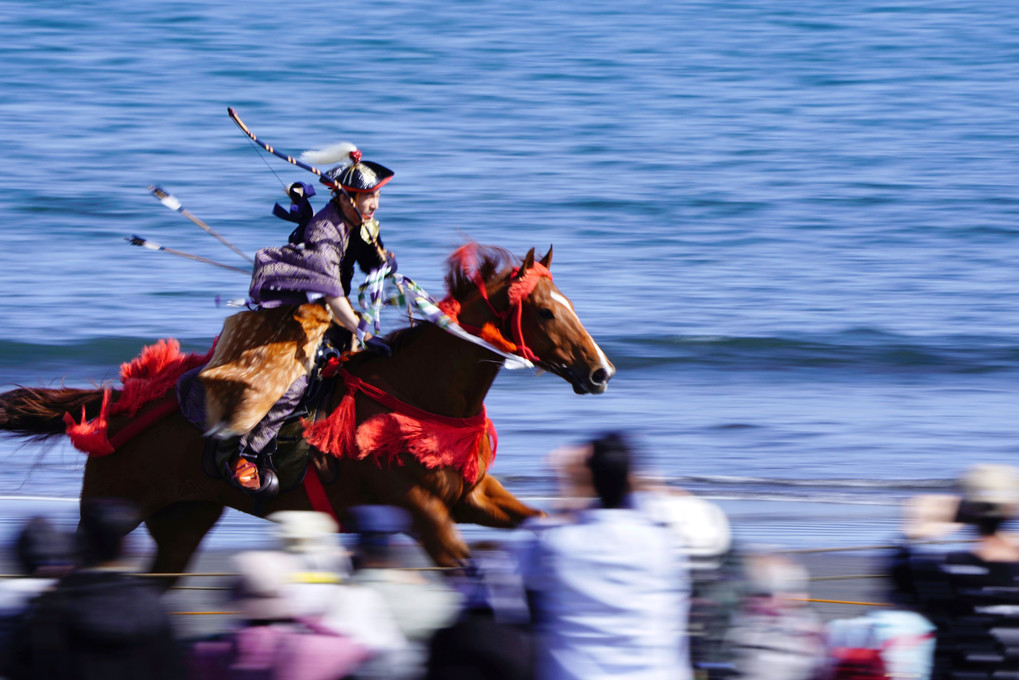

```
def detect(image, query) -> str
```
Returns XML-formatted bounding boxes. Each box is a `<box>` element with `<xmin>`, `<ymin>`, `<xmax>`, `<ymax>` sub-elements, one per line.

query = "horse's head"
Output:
<box><xmin>444</xmin><ymin>244</ymin><xmax>615</xmax><ymax>394</ymax></box>
<box><xmin>514</xmin><ymin>247</ymin><xmax>615</xmax><ymax>394</ymax></box>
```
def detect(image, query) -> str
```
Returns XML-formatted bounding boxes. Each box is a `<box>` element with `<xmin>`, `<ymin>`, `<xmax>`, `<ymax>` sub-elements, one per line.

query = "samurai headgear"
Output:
<box><xmin>301</xmin><ymin>142</ymin><xmax>394</xmax><ymax>193</ymax></box>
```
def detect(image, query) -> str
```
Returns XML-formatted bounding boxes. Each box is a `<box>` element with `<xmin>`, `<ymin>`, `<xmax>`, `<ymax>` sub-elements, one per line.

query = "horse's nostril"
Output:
<box><xmin>591</xmin><ymin>368</ymin><xmax>609</xmax><ymax>385</ymax></box>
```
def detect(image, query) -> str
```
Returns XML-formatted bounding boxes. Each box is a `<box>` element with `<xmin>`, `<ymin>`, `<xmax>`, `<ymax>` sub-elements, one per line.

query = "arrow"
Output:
<box><xmin>125</xmin><ymin>235</ymin><xmax>252</xmax><ymax>275</ymax></box>
<box><xmin>147</xmin><ymin>185</ymin><xmax>253</xmax><ymax>264</ymax></box>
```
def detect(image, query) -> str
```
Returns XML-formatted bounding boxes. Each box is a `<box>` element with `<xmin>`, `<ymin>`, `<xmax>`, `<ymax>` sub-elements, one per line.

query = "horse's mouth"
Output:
<box><xmin>539</xmin><ymin>362</ymin><xmax>610</xmax><ymax>395</ymax></box>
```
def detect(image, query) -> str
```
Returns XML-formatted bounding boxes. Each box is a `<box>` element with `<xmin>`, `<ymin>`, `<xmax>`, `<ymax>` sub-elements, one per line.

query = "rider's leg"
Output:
<box><xmin>228</xmin><ymin>374</ymin><xmax>310</xmax><ymax>492</ymax></box>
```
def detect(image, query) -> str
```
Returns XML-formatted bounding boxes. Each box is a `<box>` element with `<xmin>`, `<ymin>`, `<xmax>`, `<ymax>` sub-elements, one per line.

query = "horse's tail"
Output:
<box><xmin>0</xmin><ymin>386</ymin><xmax>110</xmax><ymax>441</ymax></box>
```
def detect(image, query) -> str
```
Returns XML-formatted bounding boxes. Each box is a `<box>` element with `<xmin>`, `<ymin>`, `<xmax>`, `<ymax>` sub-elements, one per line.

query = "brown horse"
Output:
<box><xmin>0</xmin><ymin>245</ymin><xmax>613</xmax><ymax>580</ymax></box>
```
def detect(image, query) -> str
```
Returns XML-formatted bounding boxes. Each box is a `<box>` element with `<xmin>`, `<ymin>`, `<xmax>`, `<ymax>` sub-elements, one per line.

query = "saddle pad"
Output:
<box><xmin>199</xmin><ymin>303</ymin><xmax>332</xmax><ymax>437</ymax></box>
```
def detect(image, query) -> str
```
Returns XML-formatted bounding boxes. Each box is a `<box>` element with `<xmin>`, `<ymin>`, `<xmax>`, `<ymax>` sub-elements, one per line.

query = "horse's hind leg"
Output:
<box><xmin>404</xmin><ymin>486</ymin><xmax>473</xmax><ymax>567</ymax></box>
<box><xmin>453</xmin><ymin>474</ymin><xmax>545</xmax><ymax>527</ymax></box>
<box><xmin>144</xmin><ymin>501</ymin><xmax>224</xmax><ymax>590</ymax></box>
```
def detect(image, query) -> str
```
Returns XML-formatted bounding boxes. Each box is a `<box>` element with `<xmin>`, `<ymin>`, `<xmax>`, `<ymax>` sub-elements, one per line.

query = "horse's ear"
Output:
<box><xmin>539</xmin><ymin>245</ymin><xmax>553</xmax><ymax>269</ymax></box>
<box><xmin>517</xmin><ymin>248</ymin><xmax>535</xmax><ymax>279</ymax></box>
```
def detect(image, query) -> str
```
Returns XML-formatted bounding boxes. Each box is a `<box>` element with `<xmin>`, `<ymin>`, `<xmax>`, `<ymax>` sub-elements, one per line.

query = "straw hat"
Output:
<box><xmin>902</xmin><ymin>464</ymin><xmax>1019</xmax><ymax>540</ymax></box>
<box><xmin>962</xmin><ymin>463</ymin><xmax>1019</xmax><ymax>508</ymax></box>
<box><xmin>230</xmin><ymin>551</ymin><xmax>301</xmax><ymax>621</ymax></box>
<box><xmin>268</xmin><ymin>510</ymin><xmax>339</xmax><ymax>552</ymax></box>
<box><xmin>645</xmin><ymin>493</ymin><xmax>732</xmax><ymax>567</ymax></box>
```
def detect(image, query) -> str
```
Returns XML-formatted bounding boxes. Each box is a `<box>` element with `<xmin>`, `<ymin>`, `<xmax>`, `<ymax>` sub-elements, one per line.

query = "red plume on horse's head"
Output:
<box><xmin>447</xmin><ymin>242</ymin><xmax>481</xmax><ymax>276</ymax></box>
<box><xmin>444</xmin><ymin>243</ymin><xmax>553</xmax><ymax>305</ymax></box>
<box><xmin>508</xmin><ymin>249</ymin><xmax>552</xmax><ymax>306</ymax></box>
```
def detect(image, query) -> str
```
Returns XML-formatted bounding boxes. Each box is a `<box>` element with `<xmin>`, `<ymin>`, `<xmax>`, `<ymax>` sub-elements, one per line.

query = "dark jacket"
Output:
<box><xmin>425</xmin><ymin>609</ymin><xmax>533</xmax><ymax>680</ymax></box>
<box><xmin>5</xmin><ymin>569</ymin><xmax>182</xmax><ymax>680</ymax></box>
<box><xmin>889</xmin><ymin>544</ymin><xmax>1019</xmax><ymax>679</ymax></box>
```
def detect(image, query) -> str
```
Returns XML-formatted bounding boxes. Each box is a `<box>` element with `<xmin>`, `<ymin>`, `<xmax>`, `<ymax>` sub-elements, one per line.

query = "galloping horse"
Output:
<box><xmin>0</xmin><ymin>244</ymin><xmax>614</xmax><ymax>579</ymax></box>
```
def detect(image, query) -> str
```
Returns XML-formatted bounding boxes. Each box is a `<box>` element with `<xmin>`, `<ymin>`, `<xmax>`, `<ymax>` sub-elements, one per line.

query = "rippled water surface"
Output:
<box><xmin>1</xmin><ymin>0</ymin><xmax>1017</xmax><ymax>549</ymax></box>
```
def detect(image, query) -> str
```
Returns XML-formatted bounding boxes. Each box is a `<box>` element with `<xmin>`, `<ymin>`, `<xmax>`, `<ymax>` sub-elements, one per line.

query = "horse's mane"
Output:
<box><xmin>352</xmin><ymin>244</ymin><xmax>522</xmax><ymax>363</ymax></box>
<box><xmin>382</xmin><ymin>322</ymin><xmax>428</xmax><ymax>353</ymax></box>
<box><xmin>443</xmin><ymin>243</ymin><xmax>520</xmax><ymax>302</ymax></box>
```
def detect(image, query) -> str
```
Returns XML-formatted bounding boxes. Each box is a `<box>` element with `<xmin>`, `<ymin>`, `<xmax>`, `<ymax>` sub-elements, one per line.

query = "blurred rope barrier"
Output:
<box><xmin>5</xmin><ymin>539</ymin><xmax>972</xmax><ymax>615</ymax></box>
<box><xmin>782</xmin><ymin>538</ymin><xmax>974</xmax><ymax>555</ymax></box>
<box><xmin>796</xmin><ymin>598</ymin><xmax>892</xmax><ymax>607</ymax></box>
<box><xmin>808</xmin><ymin>573</ymin><xmax>883</xmax><ymax>582</ymax></box>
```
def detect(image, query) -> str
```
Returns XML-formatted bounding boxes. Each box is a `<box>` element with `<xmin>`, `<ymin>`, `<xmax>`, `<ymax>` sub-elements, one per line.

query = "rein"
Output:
<box><xmin>451</xmin><ymin>262</ymin><xmax>552</xmax><ymax>363</ymax></box>
<box><xmin>334</xmin><ymin>367</ymin><xmax>493</xmax><ymax>432</ymax></box>
<box><xmin>356</xmin><ymin>267</ymin><xmax>533</xmax><ymax>369</ymax></box>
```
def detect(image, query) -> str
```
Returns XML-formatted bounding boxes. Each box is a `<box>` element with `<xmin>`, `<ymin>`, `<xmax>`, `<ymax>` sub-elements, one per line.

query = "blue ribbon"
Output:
<box><xmin>272</xmin><ymin>182</ymin><xmax>317</xmax><ymax>242</ymax></box>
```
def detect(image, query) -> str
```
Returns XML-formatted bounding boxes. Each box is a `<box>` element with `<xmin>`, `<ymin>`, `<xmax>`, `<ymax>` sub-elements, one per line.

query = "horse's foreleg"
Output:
<box><xmin>452</xmin><ymin>474</ymin><xmax>545</xmax><ymax>528</ymax></box>
<box><xmin>144</xmin><ymin>501</ymin><xmax>225</xmax><ymax>590</ymax></box>
<box><xmin>405</xmin><ymin>486</ymin><xmax>472</xmax><ymax>567</ymax></box>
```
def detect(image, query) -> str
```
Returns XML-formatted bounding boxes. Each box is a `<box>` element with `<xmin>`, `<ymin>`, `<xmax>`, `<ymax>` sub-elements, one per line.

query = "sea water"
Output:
<box><xmin>0</xmin><ymin>0</ymin><xmax>1017</xmax><ymax>552</ymax></box>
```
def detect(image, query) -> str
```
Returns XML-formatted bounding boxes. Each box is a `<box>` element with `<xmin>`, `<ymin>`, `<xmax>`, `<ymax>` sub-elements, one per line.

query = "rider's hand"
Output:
<box><xmin>364</xmin><ymin>336</ymin><xmax>392</xmax><ymax>358</ymax></box>
<box><xmin>385</xmin><ymin>250</ymin><xmax>398</xmax><ymax>273</ymax></box>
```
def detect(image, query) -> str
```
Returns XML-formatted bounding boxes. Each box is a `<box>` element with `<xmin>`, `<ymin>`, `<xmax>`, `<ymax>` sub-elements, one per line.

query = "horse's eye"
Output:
<box><xmin>538</xmin><ymin>308</ymin><xmax>555</xmax><ymax>320</ymax></box>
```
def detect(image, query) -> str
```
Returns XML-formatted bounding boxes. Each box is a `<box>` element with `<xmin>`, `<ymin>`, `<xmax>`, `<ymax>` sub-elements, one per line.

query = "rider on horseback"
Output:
<box><xmin>215</xmin><ymin>144</ymin><xmax>398</xmax><ymax>493</ymax></box>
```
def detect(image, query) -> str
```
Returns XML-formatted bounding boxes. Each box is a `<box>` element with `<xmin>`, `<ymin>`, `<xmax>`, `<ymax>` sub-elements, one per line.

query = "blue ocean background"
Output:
<box><xmin>0</xmin><ymin>0</ymin><xmax>1017</xmax><ymax>551</ymax></box>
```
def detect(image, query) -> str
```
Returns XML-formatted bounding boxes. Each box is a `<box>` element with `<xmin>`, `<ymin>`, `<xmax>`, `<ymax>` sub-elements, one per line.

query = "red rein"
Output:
<box><xmin>439</xmin><ymin>262</ymin><xmax>552</xmax><ymax>362</ymax></box>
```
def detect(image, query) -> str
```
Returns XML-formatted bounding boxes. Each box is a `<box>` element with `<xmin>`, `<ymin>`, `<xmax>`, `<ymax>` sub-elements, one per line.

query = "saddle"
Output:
<box><xmin>175</xmin><ymin>302</ymin><xmax>341</xmax><ymax>498</ymax></box>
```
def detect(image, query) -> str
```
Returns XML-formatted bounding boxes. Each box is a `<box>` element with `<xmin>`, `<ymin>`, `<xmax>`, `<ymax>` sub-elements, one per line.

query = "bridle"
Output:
<box><xmin>438</xmin><ymin>263</ymin><xmax>552</xmax><ymax>363</ymax></box>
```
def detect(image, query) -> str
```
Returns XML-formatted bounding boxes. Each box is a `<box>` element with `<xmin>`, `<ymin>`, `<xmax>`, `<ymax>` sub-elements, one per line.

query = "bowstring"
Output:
<box><xmin>243</xmin><ymin>136</ymin><xmax>290</xmax><ymax>195</ymax></box>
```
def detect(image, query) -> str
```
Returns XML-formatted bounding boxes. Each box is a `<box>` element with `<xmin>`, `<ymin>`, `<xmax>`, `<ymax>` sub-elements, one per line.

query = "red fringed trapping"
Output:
<box><xmin>507</xmin><ymin>262</ymin><xmax>551</xmax><ymax>307</ymax></box>
<box><xmin>303</xmin><ymin>388</ymin><xmax>357</xmax><ymax>459</ymax></box>
<box><xmin>437</xmin><ymin>298</ymin><xmax>461</xmax><ymax>323</ymax></box>
<box><xmin>303</xmin><ymin>369</ymin><xmax>496</xmax><ymax>484</ymax></box>
<box><xmin>63</xmin><ymin>389</ymin><xmax>114</xmax><ymax>457</ymax></box>
<box><xmin>480</xmin><ymin>323</ymin><xmax>517</xmax><ymax>353</ymax></box>
<box><xmin>355</xmin><ymin>412</ymin><xmax>492</xmax><ymax>483</ymax></box>
<box><xmin>116</xmin><ymin>338</ymin><xmax>214</xmax><ymax>416</ymax></box>
<box><xmin>64</xmin><ymin>338</ymin><xmax>216</xmax><ymax>456</ymax></box>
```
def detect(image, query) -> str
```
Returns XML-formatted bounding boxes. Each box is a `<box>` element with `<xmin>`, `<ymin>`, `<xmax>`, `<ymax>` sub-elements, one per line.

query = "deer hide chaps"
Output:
<box><xmin>199</xmin><ymin>303</ymin><xmax>332</xmax><ymax>437</ymax></box>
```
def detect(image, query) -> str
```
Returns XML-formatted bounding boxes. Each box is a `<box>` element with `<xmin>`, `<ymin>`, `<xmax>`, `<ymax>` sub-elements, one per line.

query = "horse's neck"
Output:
<box><xmin>381</xmin><ymin>322</ymin><xmax>504</xmax><ymax>418</ymax></box>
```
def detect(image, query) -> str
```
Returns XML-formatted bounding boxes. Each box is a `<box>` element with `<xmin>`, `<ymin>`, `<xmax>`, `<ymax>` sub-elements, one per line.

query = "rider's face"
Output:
<box><xmin>351</xmin><ymin>190</ymin><xmax>381</xmax><ymax>223</ymax></box>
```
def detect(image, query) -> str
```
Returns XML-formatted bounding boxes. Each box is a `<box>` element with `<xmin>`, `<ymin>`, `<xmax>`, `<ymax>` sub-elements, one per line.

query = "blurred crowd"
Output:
<box><xmin>0</xmin><ymin>434</ymin><xmax>1017</xmax><ymax>680</ymax></box>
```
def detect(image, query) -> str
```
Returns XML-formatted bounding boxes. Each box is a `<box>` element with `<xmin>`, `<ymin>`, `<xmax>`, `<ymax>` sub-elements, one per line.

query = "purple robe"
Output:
<box><xmin>249</xmin><ymin>201</ymin><xmax>351</xmax><ymax>308</ymax></box>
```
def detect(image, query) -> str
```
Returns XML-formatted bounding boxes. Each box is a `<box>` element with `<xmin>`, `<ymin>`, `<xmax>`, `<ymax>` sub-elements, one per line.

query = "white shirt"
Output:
<box><xmin>516</xmin><ymin>499</ymin><xmax>693</xmax><ymax>680</ymax></box>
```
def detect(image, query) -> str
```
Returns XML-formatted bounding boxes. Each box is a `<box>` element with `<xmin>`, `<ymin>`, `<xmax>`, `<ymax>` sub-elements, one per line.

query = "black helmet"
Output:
<box><xmin>316</xmin><ymin>147</ymin><xmax>394</xmax><ymax>193</ymax></box>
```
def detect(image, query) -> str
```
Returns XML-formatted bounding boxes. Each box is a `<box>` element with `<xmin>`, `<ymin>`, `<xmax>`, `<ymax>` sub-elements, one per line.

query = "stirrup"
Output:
<box><xmin>227</xmin><ymin>454</ymin><xmax>280</xmax><ymax>499</ymax></box>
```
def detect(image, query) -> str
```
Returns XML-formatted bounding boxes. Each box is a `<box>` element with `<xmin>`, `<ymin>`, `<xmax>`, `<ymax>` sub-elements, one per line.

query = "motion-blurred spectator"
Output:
<box><xmin>267</xmin><ymin>510</ymin><xmax>352</xmax><ymax>618</ymax></box>
<box><xmin>425</xmin><ymin>543</ymin><xmax>534</xmax><ymax>680</ymax></box>
<box><xmin>515</xmin><ymin>432</ymin><xmax>693</xmax><ymax>680</ymax></box>
<box><xmin>425</xmin><ymin>577</ymin><xmax>533</xmax><ymax>680</ymax></box>
<box><xmin>341</xmin><ymin>505</ymin><xmax>462</xmax><ymax>680</ymax></box>
<box><xmin>5</xmin><ymin>498</ymin><xmax>182</xmax><ymax>680</ymax></box>
<box><xmin>0</xmin><ymin>517</ymin><xmax>75</xmax><ymax>672</ymax></box>
<box><xmin>189</xmin><ymin>549</ymin><xmax>370</xmax><ymax>680</ymax></box>
<box><xmin>887</xmin><ymin>463</ymin><xmax>1019</xmax><ymax>678</ymax></box>
<box><xmin>722</xmin><ymin>552</ymin><xmax>825</xmax><ymax>680</ymax></box>
<box><xmin>639</xmin><ymin>489</ymin><xmax>739</xmax><ymax>674</ymax></box>
<box><xmin>263</xmin><ymin>509</ymin><xmax>410</xmax><ymax>674</ymax></box>
<box><xmin>824</xmin><ymin>608</ymin><xmax>935</xmax><ymax>680</ymax></box>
